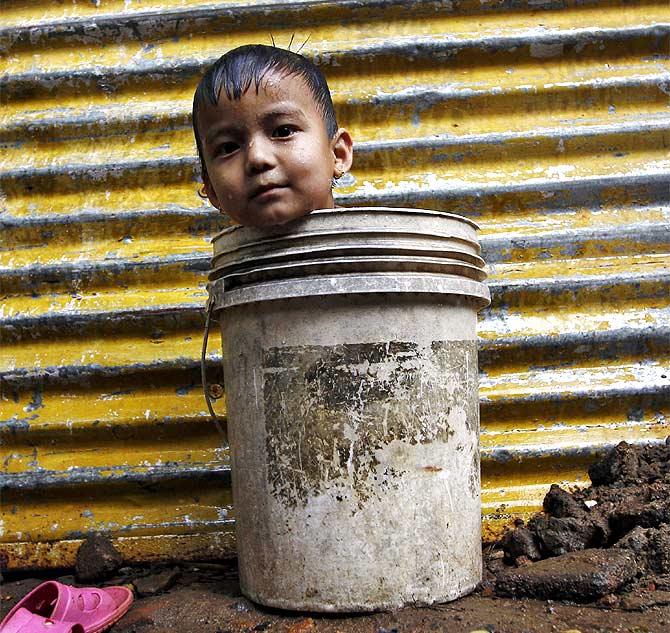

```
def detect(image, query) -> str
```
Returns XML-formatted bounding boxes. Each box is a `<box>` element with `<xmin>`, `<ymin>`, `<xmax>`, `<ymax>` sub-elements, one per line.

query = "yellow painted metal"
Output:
<box><xmin>1</xmin><ymin>0</ymin><xmax>669</xmax><ymax>569</ymax></box>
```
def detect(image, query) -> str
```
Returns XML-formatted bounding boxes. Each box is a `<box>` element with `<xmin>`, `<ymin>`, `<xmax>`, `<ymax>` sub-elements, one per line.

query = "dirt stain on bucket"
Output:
<box><xmin>262</xmin><ymin>340</ymin><xmax>477</xmax><ymax>508</ymax></box>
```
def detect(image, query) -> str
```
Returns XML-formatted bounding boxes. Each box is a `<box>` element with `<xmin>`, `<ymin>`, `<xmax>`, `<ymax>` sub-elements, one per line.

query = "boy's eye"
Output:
<box><xmin>272</xmin><ymin>125</ymin><xmax>296</xmax><ymax>138</ymax></box>
<box><xmin>216</xmin><ymin>141</ymin><xmax>239</xmax><ymax>156</ymax></box>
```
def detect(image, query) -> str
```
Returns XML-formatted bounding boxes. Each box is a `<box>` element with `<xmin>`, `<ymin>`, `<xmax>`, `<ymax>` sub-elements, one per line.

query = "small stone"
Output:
<box><xmin>596</xmin><ymin>593</ymin><xmax>619</xmax><ymax>608</ymax></box>
<box><xmin>132</xmin><ymin>568</ymin><xmax>181</xmax><ymax>597</ymax></box>
<box><xmin>495</xmin><ymin>549</ymin><xmax>638</xmax><ymax>601</ymax></box>
<box><xmin>501</xmin><ymin>526</ymin><xmax>542</xmax><ymax>562</ymax></box>
<box><xmin>75</xmin><ymin>534</ymin><xmax>123</xmax><ymax>583</ymax></box>
<box><xmin>515</xmin><ymin>555</ymin><xmax>533</xmax><ymax>567</ymax></box>
<box><xmin>543</xmin><ymin>484</ymin><xmax>586</xmax><ymax>518</ymax></box>
<box><xmin>530</xmin><ymin>516</ymin><xmax>600</xmax><ymax>556</ymax></box>
<box><xmin>287</xmin><ymin>618</ymin><xmax>316</xmax><ymax>633</ymax></box>
<box><xmin>588</xmin><ymin>441</ymin><xmax>639</xmax><ymax>486</ymax></box>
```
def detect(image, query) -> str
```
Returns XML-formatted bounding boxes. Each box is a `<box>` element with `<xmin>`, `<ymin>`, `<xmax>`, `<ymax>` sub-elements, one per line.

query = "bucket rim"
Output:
<box><xmin>211</xmin><ymin>229</ymin><xmax>482</xmax><ymax>262</ymax></box>
<box><xmin>210</xmin><ymin>206</ymin><xmax>481</xmax><ymax>243</ymax></box>
<box><xmin>209</xmin><ymin>272</ymin><xmax>491</xmax><ymax>311</ymax></box>
<box><xmin>209</xmin><ymin>254</ymin><xmax>488</xmax><ymax>284</ymax></box>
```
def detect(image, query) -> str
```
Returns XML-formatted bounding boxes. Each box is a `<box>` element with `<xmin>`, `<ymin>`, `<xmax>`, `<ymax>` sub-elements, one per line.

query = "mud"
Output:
<box><xmin>495</xmin><ymin>439</ymin><xmax>670</xmax><ymax>602</ymax></box>
<box><xmin>4</xmin><ymin>560</ymin><xmax>670</xmax><ymax>633</ymax></box>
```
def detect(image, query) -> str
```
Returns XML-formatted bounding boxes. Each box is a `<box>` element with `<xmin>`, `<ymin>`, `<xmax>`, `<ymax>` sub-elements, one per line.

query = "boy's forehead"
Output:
<box><xmin>210</xmin><ymin>71</ymin><xmax>319</xmax><ymax>118</ymax></box>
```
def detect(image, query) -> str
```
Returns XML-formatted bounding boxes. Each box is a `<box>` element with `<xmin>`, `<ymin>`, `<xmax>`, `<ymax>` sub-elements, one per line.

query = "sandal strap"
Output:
<box><xmin>51</xmin><ymin>583</ymin><xmax>115</xmax><ymax>623</ymax></box>
<box><xmin>0</xmin><ymin>607</ymin><xmax>84</xmax><ymax>633</ymax></box>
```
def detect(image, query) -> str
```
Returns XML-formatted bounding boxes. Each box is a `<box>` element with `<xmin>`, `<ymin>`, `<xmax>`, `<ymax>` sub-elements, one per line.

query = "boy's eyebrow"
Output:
<box><xmin>258</xmin><ymin>105</ymin><xmax>306</xmax><ymax>122</ymax></box>
<box><xmin>205</xmin><ymin>123</ymin><xmax>239</xmax><ymax>145</ymax></box>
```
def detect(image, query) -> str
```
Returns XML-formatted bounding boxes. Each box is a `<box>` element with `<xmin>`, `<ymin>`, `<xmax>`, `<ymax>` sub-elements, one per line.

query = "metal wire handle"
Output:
<box><xmin>201</xmin><ymin>296</ymin><xmax>227</xmax><ymax>440</ymax></box>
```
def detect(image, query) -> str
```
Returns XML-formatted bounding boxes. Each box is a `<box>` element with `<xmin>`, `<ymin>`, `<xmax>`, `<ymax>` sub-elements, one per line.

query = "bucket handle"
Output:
<box><xmin>201</xmin><ymin>296</ymin><xmax>227</xmax><ymax>440</ymax></box>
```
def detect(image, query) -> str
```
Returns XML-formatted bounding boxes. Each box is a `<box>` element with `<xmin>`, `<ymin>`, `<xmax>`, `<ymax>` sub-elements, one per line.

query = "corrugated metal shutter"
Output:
<box><xmin>1</xmin><ymin>0</ymin><xmax>668</xmax><ymax>569</ymax></box>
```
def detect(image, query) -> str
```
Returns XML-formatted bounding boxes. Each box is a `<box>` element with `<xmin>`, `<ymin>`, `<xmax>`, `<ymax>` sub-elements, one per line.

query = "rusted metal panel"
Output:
<box><xmin>1</xmin><ymin>0</ymin><xmax>669</xmax><ymax>568</ymax></box>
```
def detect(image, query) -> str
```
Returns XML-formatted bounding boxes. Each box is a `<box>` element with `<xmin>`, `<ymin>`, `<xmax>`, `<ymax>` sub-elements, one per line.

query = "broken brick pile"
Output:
<box><xmin>488</xmin><ymin>438</ymin><xmax>670</xmax><ymax>605</ymax></box>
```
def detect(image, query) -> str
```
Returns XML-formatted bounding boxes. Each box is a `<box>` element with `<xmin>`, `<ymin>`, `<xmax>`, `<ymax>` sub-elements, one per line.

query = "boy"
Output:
<box><xmin>192</xmin><ymin>44</ymin><xmax>353</xmax><ymax>227</ymax></box>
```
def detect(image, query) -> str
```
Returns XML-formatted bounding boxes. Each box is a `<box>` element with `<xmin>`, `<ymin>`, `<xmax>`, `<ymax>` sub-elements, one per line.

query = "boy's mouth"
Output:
<box><xmin>249</xmin><ymin>183</ymin><xmax>287</xmax><ymax>200</ymax></box>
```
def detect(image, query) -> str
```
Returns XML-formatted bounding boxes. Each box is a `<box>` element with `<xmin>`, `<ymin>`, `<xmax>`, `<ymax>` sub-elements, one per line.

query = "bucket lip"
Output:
<box><xmin>209</xmin><ymin>272</ymin><xmax>491</xmax><ymax>311</ymax></box>
<box><xmin>210</xmin><ymin>254</ymin><xmax>488</xmax><ymax>285</ymax></box>
<box><xmin>211</xmin><ymin>206</ymin><xmax>481</xmax><ymax>243</ymax></box>
<box><xmin>211</xmin><ymin>229</ymin><xmax>483</xmax><ymax>262</ymax></box>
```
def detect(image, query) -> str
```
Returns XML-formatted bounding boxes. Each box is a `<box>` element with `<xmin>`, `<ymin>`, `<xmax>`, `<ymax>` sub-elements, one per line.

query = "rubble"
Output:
<box><xmin>492</xmin><ymin>439</ymin><xmax>670</xmax><ymax>602</ymax></box>
<box><xmin>495</xmin><ymin>549</ymin><xmax>638</xmax><ymax>601</ymax></box>
<box><xmin>75</xmin><ymin>533</ymin><xmax>123</xmax><ymax>583</ymax></box>
<box><xmin>133</xmin><ymin>568</ymin><xmax>182</xmax><ymax>597</ymax></box>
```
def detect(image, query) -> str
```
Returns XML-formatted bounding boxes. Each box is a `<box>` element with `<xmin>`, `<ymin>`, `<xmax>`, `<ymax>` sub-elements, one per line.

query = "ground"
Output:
<box><xmin>4</xmin><ymin>442</ymin><xmax>670</xmax><ymax>632</ymax></box>
<box><xmin>2</xmin><ymin>561</ymin><xmax>670</xmax><ymax>633</ymax></box>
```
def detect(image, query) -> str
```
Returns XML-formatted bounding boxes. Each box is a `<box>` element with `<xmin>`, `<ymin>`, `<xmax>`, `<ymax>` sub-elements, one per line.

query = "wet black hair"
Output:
<box><xmin>192</xmin><ymin>44</ymin><xmax>338</xmax><ymax>178</ymax></box>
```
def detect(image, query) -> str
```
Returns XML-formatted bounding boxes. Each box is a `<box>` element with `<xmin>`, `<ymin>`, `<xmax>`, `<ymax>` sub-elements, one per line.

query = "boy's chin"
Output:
<box><xmin>242</xmin><ymin>203</ymin><xmax>323</xmax><ymax>227</ymax></box>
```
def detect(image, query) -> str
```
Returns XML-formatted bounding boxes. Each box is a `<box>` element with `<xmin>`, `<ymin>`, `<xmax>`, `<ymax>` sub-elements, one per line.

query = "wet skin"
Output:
<box><xmin>198</xmin><ymin>71</ymin><xmax>353</xmax><ymax>226</ymax></box>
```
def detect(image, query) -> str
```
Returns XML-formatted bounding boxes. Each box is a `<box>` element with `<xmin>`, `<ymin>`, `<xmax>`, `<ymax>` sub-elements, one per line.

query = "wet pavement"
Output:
<box><xmin>3</xmin><ymin>561</ymin><xmax>670</xmax><ymax>633</ymax></box>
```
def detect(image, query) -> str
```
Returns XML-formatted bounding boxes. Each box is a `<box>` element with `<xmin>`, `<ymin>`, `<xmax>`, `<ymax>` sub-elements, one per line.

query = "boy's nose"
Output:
<box><xmin>245</xmin><ymin>136</ymin><xmax>275</xmax><ymax>174</ymax></box>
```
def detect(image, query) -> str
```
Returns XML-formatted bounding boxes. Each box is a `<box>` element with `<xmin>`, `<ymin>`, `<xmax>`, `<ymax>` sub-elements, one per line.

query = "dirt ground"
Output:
<box><xmin>5</xmin><ymin>441</ymin><xmax>670</xmax><ymax>632</ymax></box>
<box><xmin>3</xmin><ymin>560</ymin><xmax>670</xmax><ymax>633</ymax></box>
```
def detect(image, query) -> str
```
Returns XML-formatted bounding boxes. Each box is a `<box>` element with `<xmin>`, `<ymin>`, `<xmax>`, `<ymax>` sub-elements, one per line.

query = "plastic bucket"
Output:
<box><xmin>207</xmin><ymin>207</ymin><xmax>490</xmax><ymax>612</ymax></box>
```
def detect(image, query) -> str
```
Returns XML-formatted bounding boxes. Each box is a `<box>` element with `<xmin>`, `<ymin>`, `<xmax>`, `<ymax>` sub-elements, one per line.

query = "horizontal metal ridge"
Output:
<box><xmin>363</xmin><ymin>73</ymin><xmax>670</xmax><ymax>106</ymax></box>
<box><xmin>339</xmin><ymin>170</ymin><xmax>670</xmax><ymax>206</ymax></box>
<box><xmin>2</xmin><ymin>336</ymin><xmax>667</xmax><ymax>393</ymax></box>
<box><xmin>355</xmin><ymin>117</ymin><xmax>670</xmax><ymax>155</ymax></box>
<box><xmin>479</xmin><ymin>321</ymin><xmax>670</xmax><ymax>357</ymax></box>
<box><xmin>480</xmin><ymin>375</ymin><xmax>670</xmax><ymax>406</ymax></box>
<box><xmin>481</xmin><ymin>436</ymin><xmax>666</xmax><ymax>463</ymax></box>
<box><xmin>2</xmin><ymin>0</ymin><xmax>634</xmax><ymax>42</ymax></box>
<box><xmin>0</xmin><ymin>463</ymin><xmax>231</xmax><ymax>491</ymax></box>
<box><xmin>3</xmin><ymin>436</ymin><xmax>666</xmax><ymax>490</ymax></box>
<box><xmin>3</xmin><ymin>381</ymin><xmax>666</xmax><ymax>434</ymax></box>
<box><xmin>0</xmin><ymin>0</ymin><xmax>441</xmax><ymax>42</ymax></box>
<box><xmin>1</xmin><ymin>201</ymin><xmax>659</xmax><ymax>233</ymax></box>
<box><xmin>1</xmin><ymin>23</ymin><xmax>667</xmax><ymax>92</ymax></box>
<box><xmin>0</xmin><ymin>206</ymin><xmax>219</xmax><ymax>229</ymax></box>
<box><xmin>0</xmin><ymin>253</ymin><xmax>211</xmax><ymax>281</ymax></box>
<box><xmin>330</xmin><ymin>24</ymin><xmax>670</xmax><ymax>59</ymax></box>
<box><xmin>1</xmin><ymin>267</ymin><xmax>667</xmax><ymax>333</ymax></box>
<box><xmin>9</xmin><ymin>114</ymin><xmax>670</xmax><ymax>169</ymax></box>
<box><xmin>3</xmin><ymin>74</ymin><xmax>667</xmax><ymax>143</ymax></box>
<box><xmin>480</xmin><ymin>220</ymin><xmax>670</xmax><ymax>263</ymax></box>
<box><xmin>0</xmin><ymin>156</ymin><xmax>195</xmax><ymax>184</ymax></box>
<box><xmin>0</xmin><ymin>142</ymin><xmax>670</xmax><ymax>191</ymax></box>
<box><xmin>488</xmin><ymin>268</ymin><xmax>670</xmax><ymax>294</ymax></box>
<box><xmin>0</xmin><ymin>357</ymin><xmax>217</xmax><ymax>386</ymax></box>
<box><xmin>0</xmin><ymin>302</ymin><xmax>206</xmax><ymax>332</ymax></box>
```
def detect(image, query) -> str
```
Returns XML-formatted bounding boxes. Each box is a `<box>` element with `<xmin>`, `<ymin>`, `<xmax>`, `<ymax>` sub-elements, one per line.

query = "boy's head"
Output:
<box><xmin>192</xmin><ymin>44</ymin><xmax>353</xmax><ymax>226</ymax></box>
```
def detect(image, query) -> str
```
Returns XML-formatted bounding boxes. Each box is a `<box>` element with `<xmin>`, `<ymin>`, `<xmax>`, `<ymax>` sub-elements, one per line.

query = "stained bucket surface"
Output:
<box><xmin>208</xmin><ymin>207</ymin><xmax>490</xmax><ymax>612</ymax></box>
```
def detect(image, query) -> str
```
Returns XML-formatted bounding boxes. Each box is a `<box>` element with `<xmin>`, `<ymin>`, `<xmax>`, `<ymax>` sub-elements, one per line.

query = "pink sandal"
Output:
<box><xmin>0</xmin><ymin>580</ymin><xmax>133</xmax><ymax>633</ymax></box>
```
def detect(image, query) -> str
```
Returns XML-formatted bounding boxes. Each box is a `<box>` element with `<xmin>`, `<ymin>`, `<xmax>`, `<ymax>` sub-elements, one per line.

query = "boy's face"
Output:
<box><xmin>198</xmin><ymin>71</ymin><xmax>352</xmax><ymax>226</ymax></box>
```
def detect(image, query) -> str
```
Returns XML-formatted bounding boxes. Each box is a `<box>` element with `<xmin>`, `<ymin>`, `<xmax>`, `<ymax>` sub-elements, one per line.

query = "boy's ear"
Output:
<box><xmin>201</xmin><ymin>171</ymin><xmax>221</xmax><ymax>211</ymax></box>
<box><xmin>331</xmin><ymin>128</ymin><xmax>354</xmax><ymax>177</ymax></box>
